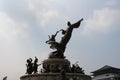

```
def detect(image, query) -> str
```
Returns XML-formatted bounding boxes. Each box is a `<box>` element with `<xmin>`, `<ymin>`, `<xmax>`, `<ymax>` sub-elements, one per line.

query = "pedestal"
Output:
<box><xmin>20</xmin><ymin>73</ymin><xmax>91</xmax><ymax>80</ymax></box>
<box><xmin>42</xmin><ymin>58</ymin><xmax>70</xmax><ymax>73</ymax></box>
<box><xmin>20</xmin><ymin>58</ymin><xmax>91</xmax><ymax>80</ymax></box>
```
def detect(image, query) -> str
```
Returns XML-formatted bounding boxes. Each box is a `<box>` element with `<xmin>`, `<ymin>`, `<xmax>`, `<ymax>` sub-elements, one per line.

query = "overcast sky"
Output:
<box><xmin>0</xmin><ymin>0</ymin><xmax>120</xmax><ymax>80</ymax></box>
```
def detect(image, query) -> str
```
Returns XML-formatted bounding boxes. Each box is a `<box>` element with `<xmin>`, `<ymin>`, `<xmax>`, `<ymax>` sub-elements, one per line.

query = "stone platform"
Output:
<box><xmin>20</xmin><ymin>58</ymin><xmax>91</xmax><ymax>80</ymax></box>
<box><xmin>20</xmin><ymin>73</ymin><xmax>91</xmax><ymax>80</ymax></box>
<box><xmin>42</xmin><ymin>58</ymin><xmax>70</xmax><ymax>73</ymax></box>
<box><xmin>20</xmin><ymin>19</ymin><xmax>91</xmax><ymax>80</ymax></box>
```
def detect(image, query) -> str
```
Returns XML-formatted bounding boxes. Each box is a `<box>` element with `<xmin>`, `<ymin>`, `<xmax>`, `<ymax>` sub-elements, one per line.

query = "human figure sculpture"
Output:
<box><xmin>26</xmin><ymin>58</ymin><xmax>33</xmax><ymax>74</ymax></box>
<box><xmin>71</xmin><ymin>64</ymin><xmax>76</xmax><ymax>73</ymax></box>
<box><xmin>71</xmin><ymin>63</ymin><xmax>84</xmax><ymax>74</ymax></box>
<box><xmin>46</xmin><ymin>18</ymin><xmax>83</xmax><ymax>58</ymax></box>
<box><xmin>46</xmin><ymin>31</ymin><xmax>59</xmax><ymax>49</ymax></box>
<box><xmin>26</xmin><ymin>57</ymin><xmax>40</xmax><ymax>74</ymax></box>
<box><xmin>33</xmin><ymin>57</ymin><xmax>41</xmax><ymax>73</ymax></box>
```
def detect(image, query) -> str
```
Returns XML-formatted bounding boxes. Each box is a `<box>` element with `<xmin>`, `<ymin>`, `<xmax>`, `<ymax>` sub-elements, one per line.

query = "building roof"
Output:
<box><xmin>91</xmin><ymin>65</ymin><xmax>120</xmax><ymax>73</ymax></box>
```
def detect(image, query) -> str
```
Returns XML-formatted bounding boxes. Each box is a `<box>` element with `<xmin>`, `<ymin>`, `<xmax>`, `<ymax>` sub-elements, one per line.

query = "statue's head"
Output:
<box><xmin>67</xmin><ymin>21</ymin><xmax>71</xmax><ymax>26</ymax></box>
<box><xmin>51</xmin><ymin>35</ymin><xmax>55</xmax><ymax>38</ymax></box>
<box><xmin>27</xmin><ymin>59</ymin><xmax>30</xmax><ymax>63</ymax></box>
<box><xmin>34</xmin><ymin>57</ymin><xmax>38</xmax><ymax>63</ymax></box>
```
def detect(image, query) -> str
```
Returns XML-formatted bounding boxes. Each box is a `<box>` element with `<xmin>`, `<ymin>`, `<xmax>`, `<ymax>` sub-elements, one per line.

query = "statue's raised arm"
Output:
<box><xmin>46</xmin><ymin>18</ymin><xmax>83</xmax><ymax>58</ymax></box>
<box><xmin>60</xmin><ymin>18</ymin><xmax>83</xmax><ymax>47</ymax></box>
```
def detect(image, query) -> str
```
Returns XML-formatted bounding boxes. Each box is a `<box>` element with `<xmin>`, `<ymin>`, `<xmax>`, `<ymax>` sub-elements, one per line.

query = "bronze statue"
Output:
<box><xmin>46</xmin><ymin>18</ymin><xmax>83</xmax><ymax>58</ymax></box>
<box><xmin>33</xmin><ymin>57</ymin><xmax>39</xmax><ymax>73</ymax></box>
<box><xmin>26</xmin><ymin>58</ymin><xmax>33</xmax><ymax>74</ymax></box>
<box><xmin>46</xmin><ymin>31</ymin><xmax>59</xmax><ymax>49</ymax></box>
<box><xmin>26</xmin><ymin>57</ymin><xmax>41</xmax><ymax>74</ymax></box>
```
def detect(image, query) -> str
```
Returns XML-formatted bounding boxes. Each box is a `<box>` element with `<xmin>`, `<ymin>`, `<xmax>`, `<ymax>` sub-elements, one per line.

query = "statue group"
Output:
<box><xmin>22</xmin><ymin>18</ymin><xmax>91</xmax><ymax>80</ymax></box>
<box><xmin>26</xmin><ymin>57</ymin><xmax>41</xmax><ymax>74</ymax></box>
<box><xmin>26</xmin><ymin>18</ymin><xmax>84</xmax><ymax>74</ymax></box>
<box><xmin>26</xmin><ymin>57</ymin><xmax>84</xmax><ymax>74</ymax></box>
<box><xmin>42</xmin><ymin>62</ymin><xmax>85</xmax><ymax>74</ymax></box>
<box><xmin>46</xmin><ymin>18</ymin><xmax>83</xmax><ymax>58</ymax></box>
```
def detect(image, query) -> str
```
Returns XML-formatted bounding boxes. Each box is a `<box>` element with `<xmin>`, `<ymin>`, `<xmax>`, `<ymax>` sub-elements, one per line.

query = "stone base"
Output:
<box><xmin>20</xmin><ymin>73</ymin><xmax>91</xmax><ymax>80</ymax></box>
<box><xmin>42</xmin><ymin>58</ymin><xmax>70</xmax><ymax>73</ymax></box>
<box><xmin>21</xmin><ymin>57</ymin><xmax>91</xmax><ymax>80</ymax></box>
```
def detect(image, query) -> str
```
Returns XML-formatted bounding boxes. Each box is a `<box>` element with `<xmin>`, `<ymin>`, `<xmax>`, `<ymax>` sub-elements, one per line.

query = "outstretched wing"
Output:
<box><xmin>71</xmin><ymin>18</ymin><xmax>83</xmax><ymax>28</ymax></box>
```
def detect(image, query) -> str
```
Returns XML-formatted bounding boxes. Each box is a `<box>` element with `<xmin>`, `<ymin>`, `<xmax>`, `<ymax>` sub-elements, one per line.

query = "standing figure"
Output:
<box><xmin>33</xmin><ymin>57</ymin><xmax>41</xmax><ymax>73</ymax></box>
<box><xmin>71</xmin><ymin>64</ymin><xmax>76</xmax><ymax>73</ymax></box>
<box><xmin>26</xmin><ymin>58</ymin><xmax>33</xmax><ymax>74</ymax></box>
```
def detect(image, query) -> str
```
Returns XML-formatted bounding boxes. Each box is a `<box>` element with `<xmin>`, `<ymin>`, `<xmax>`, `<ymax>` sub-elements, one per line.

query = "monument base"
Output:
<box><xmin>20</xmin><ymin>73</ymin><xmax>91</xmax><ymax>80</ymax></box>
<box><xmin>42</xmin><ymin>58</ymin><xmax>70</xmax><ymax>73</ymax></box>
<box><xmin>21</xmin><ymin>19</ymin><xmax>91</xmax><ymax>80</ymax></box>
<box><xmin>21</xmin><ymin>58</ymin><xmax>91</xmax><ymax>80</ymax></box>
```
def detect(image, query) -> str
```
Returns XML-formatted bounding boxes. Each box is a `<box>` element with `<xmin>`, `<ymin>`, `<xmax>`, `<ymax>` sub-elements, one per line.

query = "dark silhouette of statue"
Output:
<box><xmin>26</xmin><ymin>57</ymin><xmax>40</xmax><ymax>74</ymax></box>
<box><xmin>46</xmin><ymin>18</ymin><xmax>83</xmax><ymax>58</ymax></box>
<box><xmin>46</xmin><ymin>31</ymin><xmax>59</xmax><ymax>49</ymax></box>
<box><xmin>71</xmin><ymin>63</ymin><xmax>84</xmax><ymax>74</ymax></box>
<box><xmin>33</xmin><ymin>57</ymin><xmax>41</xmax><ymax>73</ymax></box>
<box><xmin>71</xmin><ymin>64</ymin><xmax>76</xmax><ymax>73</ymax></box>
<box><xmin>26</xmin><ymin>58</ymin><xmax>33</xmax><ymax>74</ymax></box>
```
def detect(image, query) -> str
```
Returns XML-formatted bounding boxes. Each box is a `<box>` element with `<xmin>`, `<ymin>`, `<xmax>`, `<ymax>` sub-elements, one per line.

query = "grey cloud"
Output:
<box><xmin>82</xmin><ymin>8</ymin><xmax>120</xmax><ymax>35</ymax></box>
